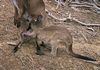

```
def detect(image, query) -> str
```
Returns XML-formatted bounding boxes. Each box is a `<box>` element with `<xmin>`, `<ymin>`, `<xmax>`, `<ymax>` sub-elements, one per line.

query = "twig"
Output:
<box><xmin>93</xmin><ymin>0</ymin><xmax>100</xmax><ymax>7</ymax></box>
<box><xmin>92</xmin><ymin>4</ymin><xmax>100</xmax><ymax>13</ymax></box>
<box><xmin>46</xmin><ymin>9</ymin><xmax>67</xmax><ymax>21</ymax></box>
<box><xmin>7</xmin><ymin>42</ymin><xmax>17</xmax><ymax>46</ymax></box>
<box><xmin>70</xmin><ymin>17</ymin><xmax>100</xmax><ymax>26</ymax></box>
<box><xmin>70</xmin><ymin>4</ymin><xmax>92</xmax><ymax>8</ymax></box>
<box><xmin>69</xmin><ymin>2</ymin><xmax>93</xmax><ymax>8</ymax></box>
<box><xmin>55</xmin><ymin>0</ymin><xmax>61</xmax><ymax>9</ymax></box>
<box><xmin>69</xmin><ymin>2</ymin><xmax>93</xmax><ymax>6</ymax></box>
<box><xmin>80</xmin><ymin>31</ymin><xmax>88</xmax><ymax>42</ymax></box>
<box><xmin>69</xmin><ymin>1</ymin><xmax>100</xmax><ymax>13</ymax></box>
<box><xmin>46</xmin><ymin>9</ymin><xmax>100</xmax><ymax>27</ymax></box>
<box><xmin>71</xmin><ymin>7</ymin><xmax>80</xmax><ymax>12</ymax></box>
<box><xmin>86</xmin><ymin>27</ymin><xmax>95</xmax><ymax>32</ymax></box>
<box><xmin>67</xmin><ymin>14</ymin><xmax>100</xmax><ymax>26</ymax></box>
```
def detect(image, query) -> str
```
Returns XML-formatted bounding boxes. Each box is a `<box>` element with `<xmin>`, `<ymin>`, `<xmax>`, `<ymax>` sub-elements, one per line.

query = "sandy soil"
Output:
<box><xmin>0</xmin><ymin>0</ymin><xmax>100</xmax><ymax>70</ymax></box>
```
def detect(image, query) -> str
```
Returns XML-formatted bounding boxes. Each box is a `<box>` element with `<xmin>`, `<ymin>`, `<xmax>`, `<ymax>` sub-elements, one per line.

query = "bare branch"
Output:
<box><xmin>69</xmin><ymin>0</ymin><xmax>100</xmax><ymax>13</ymax></box>
<box><xmin>69</xmin><ymin>2</ymin><xmax>93</xmax><ymax>7</ymax></box>
<box><xmin>67</xmin><ymin>14</ymin><xmax>100</xmax><ymax>26</ymax></box>
<box><xmin>80</xmin><ymin>31</ymin><xmax>88</xmax><ymax>42</ymax></box>
<box><xmin>92</xmin><ymin>3</ymin><xmax>100</xmax><ymax>13</ymax></box>
<box><xmin>46</xmin><ymin>9</ymin><xmax>67</xmax><ymax>21</ymax></box>
<box><xmin>7</xmin><ymin>42</ymin><xmax>17</xmax><ymax>46</ymax></box>
<box><xmin>86</xmin><ymin>27</ymin><xmax>95</xmax><ymax>32</ymax></box>
<box><xmin>55</xmin><ymin>0</ymin><xmax>66</xmax><ymax>9</ymax></box>
<box><xmin>46</xmin><ymin>8</ymin><xmax>100</xmax><ymax>27</ymax></box>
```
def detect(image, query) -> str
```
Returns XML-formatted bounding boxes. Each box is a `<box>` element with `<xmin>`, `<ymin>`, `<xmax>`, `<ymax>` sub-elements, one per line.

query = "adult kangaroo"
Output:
<box><xmin>12</xmin><ymin>0</ymin><xmax>48</xmax><ymax>29</ymax></box>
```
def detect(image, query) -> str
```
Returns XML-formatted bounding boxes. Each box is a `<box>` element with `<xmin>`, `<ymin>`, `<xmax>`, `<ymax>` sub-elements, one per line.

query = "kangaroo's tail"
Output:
<box><xmin>68</xmin><ymin>44</ymin><xmax>96</xmax><ymax>61</ymax></box>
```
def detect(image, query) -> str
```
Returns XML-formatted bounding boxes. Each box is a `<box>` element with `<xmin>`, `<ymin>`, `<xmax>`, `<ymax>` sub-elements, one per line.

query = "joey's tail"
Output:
<box><xmin>68</xmin><ymin>44</ymin><xmax>96</xmax><ymax>61</ymax></box>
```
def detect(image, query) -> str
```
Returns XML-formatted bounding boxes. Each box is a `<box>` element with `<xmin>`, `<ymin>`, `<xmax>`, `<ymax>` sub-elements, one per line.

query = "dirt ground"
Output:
<box><xmin>0</xmin><ymin>0</ymin><xmax>100</xmax><ymax>70</ymax></box>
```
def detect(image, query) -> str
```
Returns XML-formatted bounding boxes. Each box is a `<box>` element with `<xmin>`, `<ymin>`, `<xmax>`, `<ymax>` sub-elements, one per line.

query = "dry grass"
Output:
<box><xmin>0</xmin><ymin>0</ymin><xmax>100</xmax><ymax>70</ymax></box>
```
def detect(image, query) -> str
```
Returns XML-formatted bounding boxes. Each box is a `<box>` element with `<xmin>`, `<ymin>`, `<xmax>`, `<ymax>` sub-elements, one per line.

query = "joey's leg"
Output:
<box><xmin>36</xmin><ymin>45</ymin><xmax>44</xmax><ymax>55</ymax></box>
<box><xmin>13</xmin><ymin>32</ymin><xmax>26</xmax><ymax>53</ymax></box>
<box><xmin>13</xmin><ymin>40</ymin><xmax>24</xmax><ymax>53</ymax></box>
<box><xmin>35</xmin><ymin>40</ymin><xmax>44</xmax><ymax>55</ymax></box>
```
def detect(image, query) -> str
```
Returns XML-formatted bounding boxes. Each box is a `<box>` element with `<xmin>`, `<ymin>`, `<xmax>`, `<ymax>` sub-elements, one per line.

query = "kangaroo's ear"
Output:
<box><xmin>12</xmin><ymin>0</ymin><xmax>19</xmax><ymax>12</ymax></box>
<box><xmin>24</xmin><ymin>0</ymin><xmax>30</xmax><ymax>11</ymax></box>
<box><xmin>12</xmin><ymin>0</ymin><xmax>21</xmax><ymax>16</ymax></box>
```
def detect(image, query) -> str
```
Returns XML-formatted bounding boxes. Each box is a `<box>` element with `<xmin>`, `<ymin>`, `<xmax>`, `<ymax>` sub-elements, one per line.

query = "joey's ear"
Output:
<box><xmin>12</xmin><ymin>0</ymin><xmax>19</xmax><ymax>10</ymax></box>
<box><xmin>12</xmin><ymin>0</ymin><xmax>21</xmax><ymax>16</ymax></box>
